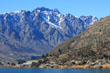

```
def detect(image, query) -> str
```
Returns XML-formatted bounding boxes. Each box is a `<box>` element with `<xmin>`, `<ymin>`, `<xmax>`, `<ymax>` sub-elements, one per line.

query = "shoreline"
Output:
<box><xmin>1</xmin><ymin>64</ymin><xmax>110</xmax><ymax>69</ymax></box>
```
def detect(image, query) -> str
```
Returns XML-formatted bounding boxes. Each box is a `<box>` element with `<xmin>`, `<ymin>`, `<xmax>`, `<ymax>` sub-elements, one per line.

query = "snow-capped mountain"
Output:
<box><xmin>0</xmin><ymin>7</ymin><xmax>98</xmax><ymax>62</ymax></box>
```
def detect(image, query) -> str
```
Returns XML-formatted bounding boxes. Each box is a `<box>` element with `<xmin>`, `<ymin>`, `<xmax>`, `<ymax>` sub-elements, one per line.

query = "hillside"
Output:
<box><xmin>46</xmin><ymin>16</ymin><xmax>110</xmax><ymax>66</ymax></box>
<box><xmin>0</xmin><ymin>7</ymin><xmax>98</xmax><ymax>62</ymax></box>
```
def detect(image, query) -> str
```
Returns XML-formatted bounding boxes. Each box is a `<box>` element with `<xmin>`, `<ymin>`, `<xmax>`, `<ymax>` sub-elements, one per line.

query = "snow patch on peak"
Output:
<box><xmin>14</xmin><ymin>10</ymin><xmax>26</xmax><ymax>14</ymax></box>
<box><xmin>37</xmin><ymin>10</ymin><xmax>40</xmax><ymax>13</ymax></box>
<box><xmin>59</xmin><ymin>17</ymin><xmax>64</xmax><ymax>25</ymax></box>
<box><xmin>43</xmin><ymin>15</ymin><xmax>63</xmax><ymax>29</ymax></box>
<box><xmin>43</xmin><ymin>17</ymin><xmax>59</xmax><ymax>28</ymax></box>
<box><xmin>75</xmin><ymin>16</ymin><xmax>80</xmax><ymax>18</ymax></box>
<box><xmin>36</xmin><ymin>8</ymin><xmax>63</xmax><ymax>29</ymax></box>
<box><xmin>43</xmin><ymin>11</ymin><xmax>49</xmax><ymax>15</ymax></box>
<box><xmin>57</xmin><ymin>14</ymin><xmax>61</xmax><ymax>17</ymax></box>
<box><xmin>15</xmin><ymin>11</ymin><xmax>22</xmax><ymax>14</ymax></box>
<box><xmin>91</xmin><ymin>16</ymin><xmax>98</xmax><ymax>25</ymax></box>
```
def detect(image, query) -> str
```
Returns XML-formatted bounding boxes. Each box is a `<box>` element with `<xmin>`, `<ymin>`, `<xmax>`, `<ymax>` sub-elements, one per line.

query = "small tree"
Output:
<box><xmin>41</xmin><ymin>54</ymin><xmax>46</xmax><ymax>58</ymax></box>
<box><xmin>17</xmin><ymin>60</ymin><xmax>25</xmax><ymax>64</ymax></box>
<box><xmin>58</xmin><ymin>49</ymin><xmax>62</xmax><ymax>54</ymax></box>
<box><xmin>11</xmin><ymin>63</ymin><xmax>16</xmax><ymax>66</ymax></box>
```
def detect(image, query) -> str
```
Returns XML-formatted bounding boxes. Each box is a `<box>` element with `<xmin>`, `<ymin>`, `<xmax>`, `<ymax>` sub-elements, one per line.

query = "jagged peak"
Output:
<box><xmin>80</xmin><ymin>16</ymin><xmax>98</xmax><ymax>21</ymax></box>
<box><xmin>33</xmin><ymin>7</ymin><xmax>61</xmax><ymax>15</ymax></box>
<box><xmin>2</xmin><ymin>10</ymin><xmax>27</xmax><ymax>15</ymax></box>
<box><xmin>14</xmin><ymin>10</ymin><xmax>27</xmax><ymax>14</ymax></box>
<box><xmin>33</xmin><ymin>7</ymin><xmax>52</xmax><ymax>13</ymax></box>
<box><xmin>53</xmin><ymin>8</ymin><xmax>60</xmax><ymax>13</ymax></box>
<box><xmin>64</xmin><ymin>14</ymin><xmax>76</xmax><ymax>20</ymax></box>
<box><xmin>80</xmin><ymin>16</ymin><xmax>95</xmax><ymax>18</ymax></box>
<box><xmin>65</xmin><ymin>14</ymin><xmax>74</xmax><ymax>16</ymax></box>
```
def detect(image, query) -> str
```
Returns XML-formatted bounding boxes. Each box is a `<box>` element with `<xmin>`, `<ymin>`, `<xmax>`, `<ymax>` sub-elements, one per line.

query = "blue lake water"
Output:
<box><xmin>0</xmin><ymin>68</ymin><xmax>110</xmax><ymax>73</ymax></box>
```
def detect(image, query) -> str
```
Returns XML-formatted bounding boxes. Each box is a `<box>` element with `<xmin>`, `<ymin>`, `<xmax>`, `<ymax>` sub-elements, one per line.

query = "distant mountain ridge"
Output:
<box><xmin>0</xmin><ymin>7</ymin><xmax>98</xmax><ymax>62</ymax></box>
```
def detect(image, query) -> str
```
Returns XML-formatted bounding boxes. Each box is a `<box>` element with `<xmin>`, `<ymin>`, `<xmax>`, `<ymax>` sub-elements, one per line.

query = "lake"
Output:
<box><xmin>0</xmin><ymin>68</ymin><xmax>110</xmax><ymax>73</ymax></box>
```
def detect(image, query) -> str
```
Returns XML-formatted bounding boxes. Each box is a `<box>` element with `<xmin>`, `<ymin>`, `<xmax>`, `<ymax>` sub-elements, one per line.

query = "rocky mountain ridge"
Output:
<box><xmin>0</xmin><ymin>7</ymin><xmax>98</xmax><ymax>62</ymax></box>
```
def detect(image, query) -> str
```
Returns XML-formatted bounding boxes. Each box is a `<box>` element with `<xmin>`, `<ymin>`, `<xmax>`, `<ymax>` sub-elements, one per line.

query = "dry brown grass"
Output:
<box><xmin>103</xmin><ymin>64</ymin><xmax>110</xmax><ymax>69</ymax></box>
<box><xmin>55</xmin><ymin>65</ymin><xmax>65</xmax><ymax>68</ymax></box>
<box><xmin>70</xmin><ymin>65</ymin><xmax>90</xmax><ymax>69</ymax></box>
<box><xmin>92</xmin><ymin>65</ymin><xmax>102</xmax><ymax>69</ymax></box>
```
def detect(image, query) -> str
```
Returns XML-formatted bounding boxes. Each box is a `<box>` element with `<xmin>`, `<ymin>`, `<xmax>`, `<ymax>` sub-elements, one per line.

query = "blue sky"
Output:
<box><xmin>0</xmin><ymin>0</ymin><xmax>110</xmax><ymax>18</ymax></box>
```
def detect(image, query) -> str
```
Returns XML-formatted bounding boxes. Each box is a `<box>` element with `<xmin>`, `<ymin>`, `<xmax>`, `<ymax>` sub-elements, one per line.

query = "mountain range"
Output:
<box><xmin>0</xmin><ymin>7</ymin><xmax>98</xmax><ymax>62</ymax></box>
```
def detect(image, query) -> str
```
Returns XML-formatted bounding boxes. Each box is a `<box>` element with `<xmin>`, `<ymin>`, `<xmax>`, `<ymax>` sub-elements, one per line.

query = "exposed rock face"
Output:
<box><xmin>0</xmin><ymin>7</ymin><xmax>98</xmax><ymax>62</ymax></box>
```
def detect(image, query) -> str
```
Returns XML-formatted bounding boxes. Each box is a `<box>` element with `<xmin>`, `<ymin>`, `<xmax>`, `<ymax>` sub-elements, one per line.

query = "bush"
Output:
<box><xmin>16</xmin><ymin>60</ymin><xmax>25</xmax><ymax>64</ymax></box>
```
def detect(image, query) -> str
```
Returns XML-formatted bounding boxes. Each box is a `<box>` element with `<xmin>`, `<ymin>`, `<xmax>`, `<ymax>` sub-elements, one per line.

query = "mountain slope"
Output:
<box><xmin>48</xmin><ymin>16</ymin><xmax>110</xmax><ymax>65</ymax></box>
<box><xmin>0</xmin><ymin>7</ymin><xmax>98</xmax><ymax>62</ymax></box>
